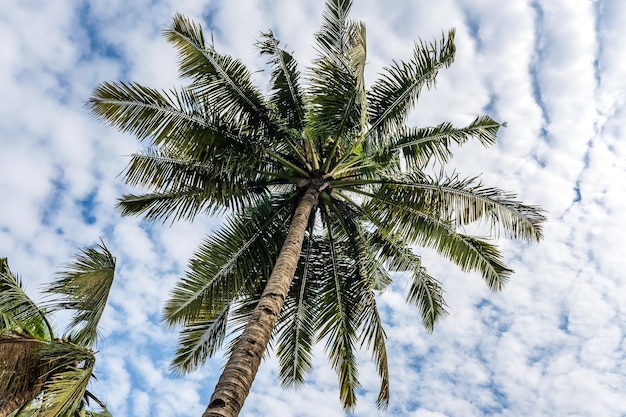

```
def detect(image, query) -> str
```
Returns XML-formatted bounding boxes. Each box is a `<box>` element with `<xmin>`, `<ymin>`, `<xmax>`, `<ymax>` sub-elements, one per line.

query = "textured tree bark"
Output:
<box><xmin>203</xmin><ymin>183</ymin><xmax>322</xmax><ymax>417</ymax></box>
<box><xmin>0</xmin><ymin>390</ymin><xmax>37</xmax><ymax>417</ymax></box>
<box><xmin>0</xmin><ymin>338</ymin><xmax>42</xmax><ymax>417</ymax></box>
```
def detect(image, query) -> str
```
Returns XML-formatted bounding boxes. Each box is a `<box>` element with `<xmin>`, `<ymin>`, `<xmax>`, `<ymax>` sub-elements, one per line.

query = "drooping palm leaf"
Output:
<box><xmin>328</xmin><ymin>209</ymin><xmax>391</xmax><ymax>408</ymax></box>
<box><xmin>45</xmin><ymin>242</ymin><xmax>116</xmax><ymax>348</ymax></box>
<box><xmin>377</xmin><ymin>172</ymin><xmax>545</xmax><ymax>242</ymax></box>
<box><xmin>0</xmin><ymin>261</ymin><xmax>52</xmax><ymax>339</ymax></box>
<box><xmin>275</xmin><ymin>228</ymin><xmax>321</xmax><ymax>388</ymax></box>
<box><xmin>163</xmin><ymin>193</ymin><xmax>294</xmax><ymax>327</ymax></box>
<box><xmin>316</xmin><ymin>223</ymin><xmax>361</xmax><ymax>411</ymax></box>
<box><xmin>170</xmin><ymin>305</ymin><xmax>231</xmax><ymax>374</ymax></box>
<box><xmin>32</xmin><ymin>341</ymin><xmax>96</xmax><ymax>417</ymax></box>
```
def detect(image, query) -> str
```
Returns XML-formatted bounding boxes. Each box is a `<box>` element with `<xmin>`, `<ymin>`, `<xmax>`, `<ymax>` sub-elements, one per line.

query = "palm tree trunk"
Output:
<box><xmin>203</xmin><ymin>182</ymin><xmax>322</xmax><ymax>417</ymax></box>
<box><xmin>0</xmin><ymin>337</ymin><xmax>44</xmax><ymax>417</ymax></box>
<box><xmin>0</xmin><ymin>390</ymin><xmax>37</xmax><ymax>417</ymax></box>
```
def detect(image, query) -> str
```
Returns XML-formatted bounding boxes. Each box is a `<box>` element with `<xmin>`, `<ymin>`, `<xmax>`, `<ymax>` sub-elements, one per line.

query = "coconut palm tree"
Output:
<box><xmin>0</xmin><ymin>243</ymin><xmax>115</xmax><ymax>417</ymax></box>
<box><xmin>88</xmin><ymin>1</ymin><xmax>545</xmax><ymax>416</ymax></box>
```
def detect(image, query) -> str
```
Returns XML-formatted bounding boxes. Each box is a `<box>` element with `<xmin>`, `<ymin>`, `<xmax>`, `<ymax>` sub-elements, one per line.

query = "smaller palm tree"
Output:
<box><xmin>0</xmin><ymin>243</ymin><xmax>116</xmax><ymax>417</ymax></box>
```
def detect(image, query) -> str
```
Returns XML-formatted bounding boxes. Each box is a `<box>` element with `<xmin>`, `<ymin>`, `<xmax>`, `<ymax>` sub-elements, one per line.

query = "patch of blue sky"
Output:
<box><xmin>528</xmin><ymin>1</ymin><xmax>551</xmax><ymax>150</ymax></box>
<box><xmin>483</xmin><ymin>94</ymin><xmax>498</xmax><ymax>117</ymax></box>
<box><xmin>462</xmin><ymin>9</ymin><xmax>483</xmax><ymax>52</ymax></box>
<box><xmin>526</xmin><ymin>343</ymin><xmax>559</xmax><ymax>368</ymax></box>
<box><xmin>477</xmin><ymin>382</ymin><xmax>508</xmax><ymax>415</ymax></box>
<box><xmin>74</xmin><ymin>3</ymin><xmax>123</xmax><ymax>61</ymax></box>
<box><xmin>475</xmin><ymin>298</ymin><xmax>510</xmax><ymax>335</ymax></box>
<box><xmin>78</xmin><ymin>189</ymin><xmax>99</xmax><ymax>225</ymax></box>
<box><xmin>73</xmin><ymin>2</ymin><xmax>131</xmax><ymax>80</ymax></box>
<box><xmin>558</xmin><ymin>310</ymin><xmax>570</xmax><ymax>333</ymax></box>
<box><xmin>201</xmin><ymin>3</ymin><xmax>223</xmax><ymax>38</ymax></box>
<box><xmin>40</xmin><ymin>168</ymin><xmax>67</xmax><ymax>228</ymax></box>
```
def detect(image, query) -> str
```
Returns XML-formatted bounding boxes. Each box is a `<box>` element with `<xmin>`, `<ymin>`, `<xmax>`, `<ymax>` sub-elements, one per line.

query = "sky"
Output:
<box><xmin>1</xmin><ymin>0</ymin><xmax>625</xmax><ymax>416</ymax></box>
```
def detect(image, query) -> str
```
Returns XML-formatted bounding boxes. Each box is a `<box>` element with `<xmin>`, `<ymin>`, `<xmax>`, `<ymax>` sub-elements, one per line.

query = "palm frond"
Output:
<box><xmin>275</xmin><ymin>228</ymin><xmax>320</xmax><ymax>388</ymax></box>
<box><xmin>348</xmin><ymin>20</ymin><xmax>368</xmax><ymax>143</ymax></box>
<box><xmin>163</xmin><ymin>194</ymin><xmax>294</xmax><ymax>326</ymax></box>
<box><xmin>88</xmin><ymin>82</ymin><xmax>201</xmax><ymax>144</ymax></box>
<box><xmin>0</xmin><ymin>261</ymin><xmax>52</xmax><ymax>339</ymax></box>
<box><xmin>358</xmin><ymin>290</ymin><xmax>389</xmax><ymax>409</ymax></box>
<box><xmin>314</xmin><ymin>0</ymin><xmax>353</xmax><ymax>62</ymax></box>
<box><xmin>307</xmin><ymin>58</ymin><xmax>359</xmax><ymax>145</ymax></box>
<box><xmin>257</xmin><ymin>31</ymin><xmax>305</xmax><ymax>131</ymax></box>
<box><xmin>170</xmin><ymin>305</ymin><xmax>230</xmax><ymax>374</ymax></box>
<box><xmin>45</xmin><ymin>242</ymin><xmax>115</xmax><ymax>348</ymax></box>
<box><xmin>118</xmin><ymin>148</ymin><xmax>268</xmax><ymax>222</ymax></box>
<box><xmin>165</xmin><ymin>14</ymin><xmax>271</xmax><ymax>130</ymax></box>
<box><xmin>384</xmin><ymin>173</ymin><xmax>546</xmax><ymax>242</ymax></box>
<box><xmin>83</xmin><ymin>390</ymin><xmax>113</xmax><ymax>417</ymax></box>
<box><xmin>365</xmin><ymin>188</ymin><xmax>512</xmax><ymax>290</ymax></box>
<box><xmin>308</xmin><ymin>2</ymin><xmax>367</xmax><ymax>147</ymax></box>
<box><xmin>367</xmin><ymin>29</ymin><xmax>456</xmax><ymax>135</ymax></box>
<box><xmin>327</xmin><ymin>209</ymin><xmax>391</xmax><ymax>409</ymax></box>
<box><xmin>34</xmin><ymin>343</ymin><xmax>96</xmax><ymax>417</ymax></box>
<box><xmin>406</xmin><ymin>267</ymin><xmax>447</xmax><ymax>333</ymax></box>
<box><xmin>367</xmin><ymin>226</ymin><xmax>449</xmax><ymax>331</ymax></box>
<box><xmin>383</xmin><ymin>115</ymin><xmax>501</xmax><ymax>167</ymax></box>
<box><xmin>316</xmin><ymin>224</ymin><xmax>360</xmax><ymax>411</ymax></box>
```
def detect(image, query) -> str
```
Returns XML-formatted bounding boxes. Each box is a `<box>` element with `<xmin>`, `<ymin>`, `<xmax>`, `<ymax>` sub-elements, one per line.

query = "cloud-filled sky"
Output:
<box><xmin>1</xmin><ymin>0</ymin><xmax>625</xmax><ymax>416</ymax></box>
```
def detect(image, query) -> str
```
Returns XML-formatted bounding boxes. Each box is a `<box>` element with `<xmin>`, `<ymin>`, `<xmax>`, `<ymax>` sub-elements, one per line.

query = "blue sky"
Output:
<box><xmin>1</xmin><ymin>0</ymin><xmax>625</xmax><ymax>416</ymax></box>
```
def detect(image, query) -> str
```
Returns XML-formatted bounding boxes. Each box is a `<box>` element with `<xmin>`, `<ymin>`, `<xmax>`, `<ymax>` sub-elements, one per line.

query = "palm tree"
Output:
<box><xmin>0</xmin><ymin>243</ymin><xmax>115</xmax><ymax>417</ymax></box>
<box><xmin>88</xmin><ymin>1</ymin><xmax>545</xmax><ymax>416</ymax></box>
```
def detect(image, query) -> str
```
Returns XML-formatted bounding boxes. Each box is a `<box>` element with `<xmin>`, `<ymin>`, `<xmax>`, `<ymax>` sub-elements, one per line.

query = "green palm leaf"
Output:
<box><xmin>170</xmin><ymin>306</ymin><xmax>230</xmax><ymax>374</ymax></box>
<box><xmin>406</xmin><ymin>268</ymin><xmax>447</xmax><ymax>333</ymax></box>
<box><xmin>314</xmin><ymin>0</ymin><xmax>353</xmax><ymax>62</ymax></box>
<box><xmin>165</xmin><ymin>14</ymin><xmax>271</xmax><ymax>129</ymax></box>
<box><xmin>316</xmin><ymin>225</ymin><xmax>360</xmax><ymax>411</ymax></box>
<box><xmin>365</xmin><ymin>187</ymin><xmax>512</xmax><ymax>290</ymax></box>
<box><xmin>275</xmin><ymin>229</ymin><xmax>321</xmax><ymax>388</ymax></box>
<box><xmin>357</xmin><ymin>289</ymin><xmax>389</xmax><ymax>409</ymax></box>
<box><xmin>364</xmin><ymin>225</ymin><xmax>448</xmax><ymax>331</ymax></box>
<box><xmin>45</xmin><ymin>242</ymin><xmax>115</xmax><ymax>348</ymax></box>
<box><xmin>367</xmin><ymin>29</ymin><xmax>456</xmax><ymax>135</ymax></box>
<box><xmin>163</xmin><ymin>194</ymin><xmax>294</xmax><ymax>326</ymax></box>
<box><xmin>117</xmin><ymin>150</ymin><xmax>268</xmax><ymax>222</ymax></box>
<box><xmin>328</xmin><ymin>212</ymin><xmax>391</xmax><ymax>408</ymax></box>
<box><xmin>381</xmin><ymin>173</ymin><xmax>545</xmax><ymax>242</ymax></box>
<box><xmin>257</xmin><ymin>31</ymin><xmax>306</xmax><ymax>131</ymax></box>
<box><xmin>0</xmin><ymin>260</ymin><xmax>52</xmax><ymax>339</ymax></box>
<box><xmin>385</xmin><ymin>115</ymin><xmax>501</xmax><ymax>167</ymax></box>
<box><xmin>88</xmin><ymin>82</ymin><xmax>203</xmax><ymax>145</ymax></box>
<box><xmin>34</xmin><ymin>342</ymin><xmax>96</xmax><ymax>417</ymax></box>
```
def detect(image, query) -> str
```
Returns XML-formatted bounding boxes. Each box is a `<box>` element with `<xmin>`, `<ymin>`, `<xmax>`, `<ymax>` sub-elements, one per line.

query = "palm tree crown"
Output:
<box><xmin>0</xmin><ymin>243</ymin><xmax>116</xmax><ymax>417</ymax></box>
<box><xmin>88</xmin><ymin>1</ymin><xmax>545</xmax><ymax>415</ymax></box>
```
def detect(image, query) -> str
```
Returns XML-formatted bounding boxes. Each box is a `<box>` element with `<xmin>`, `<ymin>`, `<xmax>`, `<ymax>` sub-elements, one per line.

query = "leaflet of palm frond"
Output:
<box><xmin>0</xmin><ymin>262</ymin><xmax>52</xmax><ymax>341</ymax></box>
<box><xmin>45</xmin><ymin>242</ymin><xmax>116</xmax><ymax>349</ymax></box>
